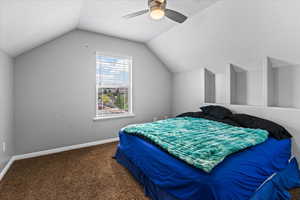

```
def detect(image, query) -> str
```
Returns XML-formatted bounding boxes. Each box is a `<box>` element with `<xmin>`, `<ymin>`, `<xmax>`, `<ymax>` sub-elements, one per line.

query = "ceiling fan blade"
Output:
<box><xmin>165</xmin><ymin>9</ymin><xmax>187</xmax><ymax>23</ymax></box>
<box><xmin>123</xmin><ymin>10</ymin><xmax>149</xmax><ymax>19</ymax></box>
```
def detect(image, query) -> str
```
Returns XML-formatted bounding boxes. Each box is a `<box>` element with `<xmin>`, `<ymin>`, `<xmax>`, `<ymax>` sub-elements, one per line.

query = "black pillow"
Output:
<box><xmin>229</xmin><ymin>114</ymin><xmax>292</xmax><ymax>140</ymax></box>
<box><xmin>176</xmin><ymin>112</ymin><xmax>206</xmax><ymax>118</ymax></box>
<box><xmin>200</xmin><ymin>105</ymin><xmax>232</xmax><ymax>120</ymax></box>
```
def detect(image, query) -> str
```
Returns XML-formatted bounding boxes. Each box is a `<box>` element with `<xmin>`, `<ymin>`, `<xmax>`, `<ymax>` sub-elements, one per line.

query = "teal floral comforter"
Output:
<box><xmin>124</xmin><ymin>117</ymin><xmax>268</xmax><ymax>173</ymax></box>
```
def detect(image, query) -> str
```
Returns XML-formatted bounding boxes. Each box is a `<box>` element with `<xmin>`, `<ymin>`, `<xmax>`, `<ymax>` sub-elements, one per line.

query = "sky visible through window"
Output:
<box><xmin>96</xmin><ymin>56</ymin><xmax>129</xmax><ymax>87</ymax></box>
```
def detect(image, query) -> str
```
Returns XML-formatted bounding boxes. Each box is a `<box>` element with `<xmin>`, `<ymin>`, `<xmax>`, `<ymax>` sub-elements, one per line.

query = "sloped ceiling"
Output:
<box><xmin>148</xmin><ymin>0</ymin><xmax>300</xmax><ymax>73</ymax></box>
<box><xmin>0</xmin><ymin>0</ymin><xmax>220</xmax><ymax>57</ymax></box>
<box><xmin>0</xmin><ymin>0</ymin><xmax>83</xmax><ymax>57</ymax></box>
<box><xmin>78</xmin><ymin>0</ymin><xmax>220</xmax><ymax>43</ymax></box>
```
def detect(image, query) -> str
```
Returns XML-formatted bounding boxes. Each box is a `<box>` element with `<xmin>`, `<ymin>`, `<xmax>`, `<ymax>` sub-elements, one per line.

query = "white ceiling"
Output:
<box><xmin>0</xmin><ymin>0</ymin><xmax>83</xmax><ymax>57</ymax></box>
<box><xmin>78</xmin><ymin>0</ymin><xmax>219</xmax><ymax>42</ymax></box>
<box><xmin>0</xmin><ymin>0</ymin><xmax>219</xmax><ymax>57</ymax></box>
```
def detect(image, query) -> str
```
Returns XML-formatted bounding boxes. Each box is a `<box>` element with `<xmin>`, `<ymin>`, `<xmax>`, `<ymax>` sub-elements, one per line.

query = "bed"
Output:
<box><xmin>115</xmin><ymin>106</ymin><xmax>300</xmax><ymax>200</ymax></box>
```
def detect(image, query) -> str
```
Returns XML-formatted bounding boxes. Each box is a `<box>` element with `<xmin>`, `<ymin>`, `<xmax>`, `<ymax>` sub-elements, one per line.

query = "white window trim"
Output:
<box><xmin>93</xmin><ymin>113</ymin><xmax>135</xmax><ymax>121</ymax></box>
<box><xmin>94</xmin><ymin>52</ymin><xmax>134</xmax><ymax>120</ymax></box>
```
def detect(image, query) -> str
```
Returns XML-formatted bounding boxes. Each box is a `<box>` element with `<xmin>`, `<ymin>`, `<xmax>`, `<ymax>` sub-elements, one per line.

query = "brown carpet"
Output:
<box><xmin>0</xmin><ymin>142</ymin><xmax>299</xmax><ymax>200</ymax></box>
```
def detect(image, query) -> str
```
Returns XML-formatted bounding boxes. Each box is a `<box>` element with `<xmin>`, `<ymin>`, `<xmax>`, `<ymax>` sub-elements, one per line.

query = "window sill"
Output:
<box><xmin>93</xmin><ymin>113</ymin><xmax>135</xmax><ymax>121</ymax></box>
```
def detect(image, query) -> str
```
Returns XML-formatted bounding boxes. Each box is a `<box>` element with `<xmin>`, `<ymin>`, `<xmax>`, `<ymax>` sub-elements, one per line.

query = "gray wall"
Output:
<box><xmin>204</xmin><ymin>69</ymin><xmax>215</xmax><ymax>103</ymax></box>
<box><xmin>0</xmin><ymin>50</ymin><xmax>14</xmax><ymax>171</ymax></box>
<box><xmin>272</xmin><ymin>66</ymin><xmax>300</xmax><ymax>108</ymax></box>
<box><xmin>172</xmin><ymin>68</ymin><xmax>204</xmax><ymax>116</ymax></box>
<box><xmin>14</xmin><ymin>30</ymin><xmax>172</xmax><ymax>154</ymax></box>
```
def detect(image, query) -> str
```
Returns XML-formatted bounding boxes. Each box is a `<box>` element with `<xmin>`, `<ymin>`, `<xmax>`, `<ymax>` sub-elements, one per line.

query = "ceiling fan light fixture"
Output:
<box><xmin>150</xmin><ymin>8</ymin><xmax>165</xmax><ymax>20</ymax></box>
<box><xmin>123</xmin><ymin>0</ymin><xmax>187</xmax><ymax>23</ymax></box>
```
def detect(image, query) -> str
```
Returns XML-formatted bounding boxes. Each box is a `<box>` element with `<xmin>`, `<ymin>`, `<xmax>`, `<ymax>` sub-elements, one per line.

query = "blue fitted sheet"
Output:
<box><xmin>117</xmin><ymin>130</ymin><xmax>298</xmax><ymax>200</ymax></box>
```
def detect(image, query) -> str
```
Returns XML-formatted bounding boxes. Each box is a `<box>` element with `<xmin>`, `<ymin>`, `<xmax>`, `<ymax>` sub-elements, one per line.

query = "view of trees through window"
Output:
<box><xmin>96</xmin><ymin>54</ymin><xmax>131</xmax><ymax>117</ymax></box>
<box><xmin>98</xmin><ymin>87</ymin><xmax>128</xmax><ymax>115</ymax></box>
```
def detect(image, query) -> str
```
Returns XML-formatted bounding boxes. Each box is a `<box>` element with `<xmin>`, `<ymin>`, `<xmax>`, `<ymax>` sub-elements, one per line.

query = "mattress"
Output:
<box><xmin>117</xmin><ymin>130</ymin><xmax>294</xmax><ymax>200</ymax></box>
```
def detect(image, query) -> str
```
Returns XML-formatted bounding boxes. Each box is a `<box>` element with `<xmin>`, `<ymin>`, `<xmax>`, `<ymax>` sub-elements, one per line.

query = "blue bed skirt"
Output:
<box><xmin>115</xmin><ymin>146</ymin><xmax>300</xmax><ymax>200</ymax></box>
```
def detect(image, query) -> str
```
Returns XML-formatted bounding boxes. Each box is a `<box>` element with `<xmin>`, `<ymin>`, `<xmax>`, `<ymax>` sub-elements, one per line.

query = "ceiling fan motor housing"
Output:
<box><xmin>148</xmin><ymin>0</ymin><xmax>166</xmax><ymax>12</ymax></box>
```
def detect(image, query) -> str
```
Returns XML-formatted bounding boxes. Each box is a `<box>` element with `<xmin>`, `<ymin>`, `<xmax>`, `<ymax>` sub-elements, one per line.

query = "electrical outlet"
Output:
<box><xmin>2</xmin><ymin>142</ymin><xmax>6</xmax><ymax>153</ymax></box>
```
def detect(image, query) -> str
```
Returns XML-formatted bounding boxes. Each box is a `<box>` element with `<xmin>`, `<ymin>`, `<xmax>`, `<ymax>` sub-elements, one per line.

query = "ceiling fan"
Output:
<box><xmin>123</xmin><ymin>0</ymin><xmax>187</xmax><ymax>23</ymax></box>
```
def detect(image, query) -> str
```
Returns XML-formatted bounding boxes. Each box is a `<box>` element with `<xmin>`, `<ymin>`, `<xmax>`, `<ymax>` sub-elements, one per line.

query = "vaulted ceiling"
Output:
<box><xmin>0</xmin><ymin>0</ymin><xmax>219</xmax><ymax>57</ymax></box>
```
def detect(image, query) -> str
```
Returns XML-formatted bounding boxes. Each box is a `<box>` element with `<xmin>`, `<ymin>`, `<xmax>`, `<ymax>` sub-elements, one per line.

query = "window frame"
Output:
<box><xmin>94</xmin><ymin>52</ymin><xmax>134</xmax><ymax>121</ymax></box>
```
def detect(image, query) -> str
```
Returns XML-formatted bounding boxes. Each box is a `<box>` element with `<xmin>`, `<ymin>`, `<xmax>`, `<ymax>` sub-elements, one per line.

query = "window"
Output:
<box><xmin>95</xmin><ymin>53</ymin><xmax>133</xmax><ymax>119</ymax></box>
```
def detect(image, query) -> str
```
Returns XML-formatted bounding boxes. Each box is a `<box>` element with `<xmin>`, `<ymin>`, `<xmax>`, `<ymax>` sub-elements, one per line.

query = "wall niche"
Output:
<box><xmin>263</xmin><ymin>57</ymin><xmax>300</xmax><ymax>109</ymax></box>
<box><xmin>226</xmin><ymin>64</ymin><xmax>263</xmax><ymax>106</ymax></box>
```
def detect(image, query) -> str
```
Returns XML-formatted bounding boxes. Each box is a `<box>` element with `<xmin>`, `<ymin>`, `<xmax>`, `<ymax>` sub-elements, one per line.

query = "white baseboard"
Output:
<box><xmin>0</xmin><ymin>137</ymin><xmax>119</xmax><ymax>181</ymax></box>
<box><xmin>0</xmin><ymin>157</ymin><xmax>15</xmax><ymax>181</ymax></box>
<box><xmin>13</xmin><ymin>137</ymin><xmax>119</xmax><ymax>160</ymax></box>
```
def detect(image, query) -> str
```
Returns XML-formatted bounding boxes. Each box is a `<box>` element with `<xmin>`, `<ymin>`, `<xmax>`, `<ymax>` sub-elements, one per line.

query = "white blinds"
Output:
<box><xmin>96</xmin><ymin>54</ymin><xmax>131</xmax><ymax>88</ymax></box>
